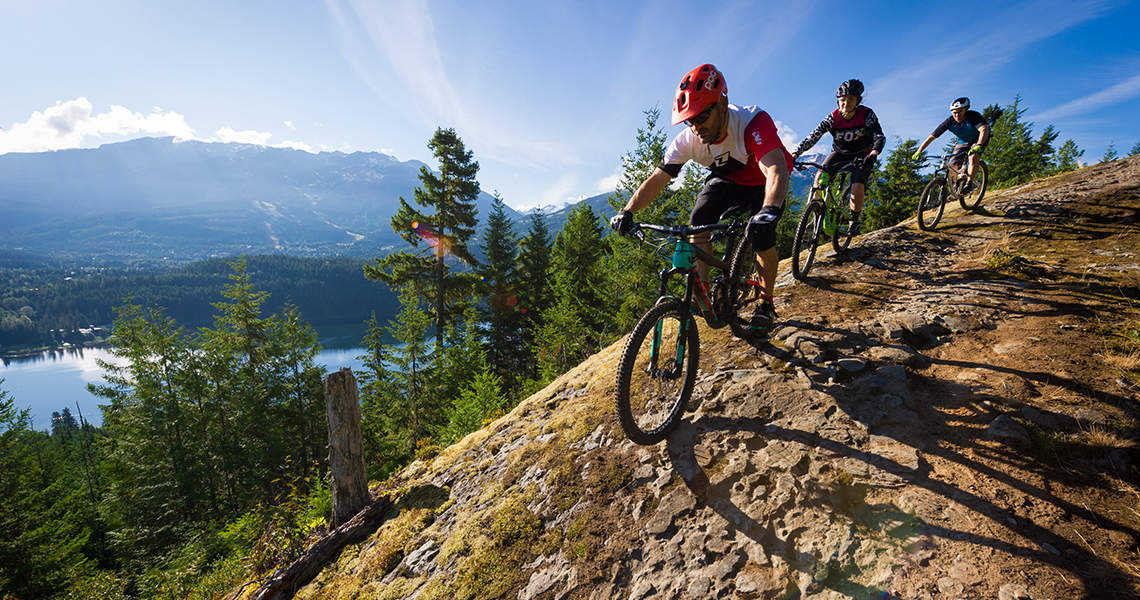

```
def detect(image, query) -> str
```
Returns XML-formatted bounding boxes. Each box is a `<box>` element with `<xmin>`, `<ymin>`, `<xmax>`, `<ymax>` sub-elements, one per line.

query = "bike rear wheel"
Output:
<box><xmin>959</xmin><ymin>161</ymin><xmax>988</xmax><ymax>210</ymax></box>
<box><xmin>792</xmin><ymin>200</ymin><xmax>824</xmax><ymax>280</ymax></box>
<box><xmin>615</xmin><ymin>301</ymin><xmax>699</xmax><ymax>445</ymax></box>
<box><xmin>726</xmin><ymin>236</ymin><xmax>763</xmax><ymax>339</ymax></box>
<box><xmin>917</xmin><ymin>178</ymin><xmax>947</xmax><ymax>231</ymax></box>
<box><xmin>831</xmin><ymin>184</ymin><xmax>856</xmax><ymax>254</ymax></box>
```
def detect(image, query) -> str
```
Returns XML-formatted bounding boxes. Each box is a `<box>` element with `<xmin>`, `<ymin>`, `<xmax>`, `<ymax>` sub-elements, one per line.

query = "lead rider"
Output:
<box><xmin>610</xmin><ymin>64</ymin><xmax>794</xmax><ymax>334</ymax></box>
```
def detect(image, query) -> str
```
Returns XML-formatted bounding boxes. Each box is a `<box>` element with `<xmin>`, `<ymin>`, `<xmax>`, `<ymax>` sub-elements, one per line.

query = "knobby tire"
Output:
<box><xmin>792</xmin><ymin>200</ymin><xmax>824</xmax><ymax>280</ymax></box>
<box><xmin>831</xmin><ymin>184</ymin><xmax>856</xmax><ymax>254</ymax></box>
<box><xmin>726</xmin><ymin>235</ymin><xmax>762</xmax><ymax>339</ymax></box>
<box><xmin>959</xmin><ymin>161</ymin><xmax>989</xmax><ymax>210</ymax></box>
<box><xmin>917</xmin><ymin>178</ymin><xmax>947</xmax><ymax>231</ymax></box>
<box><xmin>615</xmin><ymin>301</ymin><xmax>700</xmax><ymax>445</ymax></box>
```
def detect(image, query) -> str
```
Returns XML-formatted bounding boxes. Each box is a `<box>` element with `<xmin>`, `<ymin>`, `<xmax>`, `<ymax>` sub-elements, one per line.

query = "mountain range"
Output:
<box><xmin>0</xmin><ymin>137</ymin><xmax>814</xmax><ymax>265</ymax></box>
<box><xmin>0</xmin><ymin>137</ymin><xmax>524</xmax><ymax>265</ymax></box>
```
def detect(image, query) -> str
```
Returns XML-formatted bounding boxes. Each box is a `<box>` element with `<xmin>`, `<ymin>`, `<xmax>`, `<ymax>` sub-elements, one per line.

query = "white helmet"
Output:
<box><xmin>949</xmin><ymin>97</ymin><xmax>970</xmax><ymax>111</ymax></box>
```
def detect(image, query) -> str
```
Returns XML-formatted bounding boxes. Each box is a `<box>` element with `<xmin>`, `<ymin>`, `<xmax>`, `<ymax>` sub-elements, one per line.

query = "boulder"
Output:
<box><xmin>867</xmin><ymin>344</ymin><xmax>926</xmax><ymax>367</ymax></box>
<box><xmin>986</xmin><ymin>415</ymin><xmax>1031</xmax><ymax>446</ymax></box>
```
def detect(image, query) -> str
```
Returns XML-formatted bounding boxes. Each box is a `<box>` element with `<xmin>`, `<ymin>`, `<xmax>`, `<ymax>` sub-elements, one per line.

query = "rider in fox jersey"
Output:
<box><xmin>790</xmin><ymin>79</ymin><xmax>885</xmax><ymax>234</ymax></box>
<box><xmin>609</xmin><ymin>64</ymin><xmax>793</xmax><ymax>334</ymax></box>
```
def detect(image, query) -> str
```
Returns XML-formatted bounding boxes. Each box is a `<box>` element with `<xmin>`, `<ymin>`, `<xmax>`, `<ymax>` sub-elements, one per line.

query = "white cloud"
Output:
<box><xmin>283</xmin><ymin>120</ymin><xmax>295</xmax><ymax>129</ymax></box>
<box><xmin>596</xmin><ymin>170</ymin><xmax>622</xmax><ymax>193</ymax></box>
<box><xmin>0</xmin><ymin>97</ymin><xmax>329</xmax><ymax>155</ymax></box>
<box><xmin>1031</xmin><ymin>72</ymin><xmax>1140</xmax><ymax>122</ymax></box>
<box><xmin>0</xmin><ymin>97</ymin><xmax>196</xmax><ymax>154</ymax></box>
<box><xmin>213</xmin><ymin>126</ymin><xmax>273</xmax><ymax>146</ymax></box>
<box><xmin>277</xmin><ymin>140</ymin><xmax>315</xmax><ymax>152</ymax></box>
<box><xmin>772</xmin><ymin>119</ymin><xmax>797</xmax><ymax>150</ymax></box>
<box><xmin>211</xmin><ymin>128</ymin><xmax>319</xmax><ymax>153</ymax></box>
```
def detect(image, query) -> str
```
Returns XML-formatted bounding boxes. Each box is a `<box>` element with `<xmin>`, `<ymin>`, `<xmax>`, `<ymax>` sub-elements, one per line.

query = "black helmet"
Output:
<box><xmin>950</xmin><ymin>97</ymin><xmax>970</xmax><ymax>111</ymax></box>
<box><xmin>836</xmin><ymin>79</ymin><xmax>864</xmax><ymax>99</ymax></box>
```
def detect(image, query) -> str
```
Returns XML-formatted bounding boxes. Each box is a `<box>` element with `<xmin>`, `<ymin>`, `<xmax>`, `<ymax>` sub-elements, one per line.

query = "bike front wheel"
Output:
<box><xmin>959</xmin><ymin>161</ymin><xmax>989</xmax><ymax>210</ymax></box>
<box><xmin>917</xmin><ymin>178</ymin><xmax>947</xmax><ymax>231</ymax></box>
<box><xmin>615</xmin><ymin>301</ymin><xmax>700</xmax><ymax>445</ymax></box>
<box><xmin>792</xmin><ymin>200</ymin><xmax>824</xmax><ymax>280</ymax></box>
<box><xmin>831</xmin><ymin>184</ymin><xmax>856</xmax><ymax>254</ymax></box>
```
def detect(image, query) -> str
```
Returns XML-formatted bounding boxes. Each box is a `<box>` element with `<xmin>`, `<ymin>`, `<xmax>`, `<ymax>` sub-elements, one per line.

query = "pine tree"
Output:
<box><xmin>551</xmin><ymin>204</ymin><xmax>609</xmax><ymax>334</ymax></box>
<box><xmin>0</xmin><ymin>387</ymin><xmax>97</xmax><ymax>598</ymax></box>
<box><xmin>442</xmin><ymin>360</ymin><xmax>504</xmax><ymax>445</ymax></box>
<box><xmin>1129</xmin><ymin>141</ymin><xmax>1140</xmax><ymax>157</ymax></box>
<box><xmin>1052</xmin><ymin>139</ymin><xmax>1084</xmax><ymax>174</ymax></box>
<box><xmin>863</xmin><ymin>139</ymin><xmax>925</xmax><ymax>231</ymax></box>
<box><xmin>478</xmin><ymin>193</ymin><xmax>524</xmax><ymax>392</ymax></box>
<box><xmin>267</xmin><ymin>303</ymin><xmax>326</xmax><ymax>477</ymax></box>
<box><xmin>516</xmin><ymin>212</ymin><xmax>553</xmax><ymax>381</ymax></box>
<box><xmin>536</xmin><ymin>204</ymin><xmax>609</xmax><ymax>378</ymax></box>
<box><xmin>984</xmin><ymin>96</ymin><xmax>1049</xmax><ymax>188</ymax></box>
<box><xmin>1034</xmin><ymin>125</ymin><xmax>1059</xmax><ymax>173</ymax></box>
<box><xmin>435</xmin><ymin>303</ymin><xmax>485</xmax><ymax>415</ymax></box>
<box><xmin>1102</xmin><ymin>142</ymin><xmax>1119</xmax><ymax>163</ymax></box>
<box><xmin>383</xmin><ymin>289</ymin><xmax>439</xmax><ymax>458</ymax></box>
<box><xmin>535</xmin><ymin>290</ymin><xmax>591</xmax><ymax>381</ymax></box>
<box><xmin>356</xmin><ymin>313</ymin><xmax>409</xmax><ymax>477</ymax></box>
<box><xmin>366</xmin><ymin>128</ymin><xmax>482</xmax><ymax>350</ymax></box>
<box><xmin>89</xmin><ymin>301</ymin><xmax>199</xmax><ymax>560</ymax></box>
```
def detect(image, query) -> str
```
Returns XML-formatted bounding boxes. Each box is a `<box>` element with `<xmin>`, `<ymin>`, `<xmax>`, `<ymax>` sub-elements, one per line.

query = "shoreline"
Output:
<box><xmin>0</xmin><ymin>339</ymin><xmax>112</xmax><ymax>360</ymax></box>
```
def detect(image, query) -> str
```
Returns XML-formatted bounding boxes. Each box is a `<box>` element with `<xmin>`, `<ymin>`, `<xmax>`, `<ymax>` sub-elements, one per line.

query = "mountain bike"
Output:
<box><xmin>790</xmin><ymin>158</ymin><xmax>865</xmax><ymax>280</ymax></box>
<box><xmin>916</xmin><ymin>150</ymin><xmax>989</xmax><ymax>231</ymax></box>
<box><xmin>613</xmin><ymin>211</ymin><xmax>763</xmax><ymax>444</ymax></box>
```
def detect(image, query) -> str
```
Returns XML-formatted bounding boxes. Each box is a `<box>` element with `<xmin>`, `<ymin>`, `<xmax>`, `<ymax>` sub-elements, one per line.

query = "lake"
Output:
<box><xmin>0</xmin><ymin>341</ymin><xmax>368</xmax><ymax>431</ymax></box>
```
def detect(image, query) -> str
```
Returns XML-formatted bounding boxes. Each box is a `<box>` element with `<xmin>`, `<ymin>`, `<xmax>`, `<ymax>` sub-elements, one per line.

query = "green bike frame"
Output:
<box><xmin>650</xmin><ymin>239</ymin><xmax>722</xmax><ymax>372</ymax></box>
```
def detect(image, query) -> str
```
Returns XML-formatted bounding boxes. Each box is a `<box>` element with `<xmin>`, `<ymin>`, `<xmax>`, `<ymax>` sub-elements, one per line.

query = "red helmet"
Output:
<box><xmin>671</xmin><ymin>64</ymin><xmax>727</xmax><ymax>126</ymax></box>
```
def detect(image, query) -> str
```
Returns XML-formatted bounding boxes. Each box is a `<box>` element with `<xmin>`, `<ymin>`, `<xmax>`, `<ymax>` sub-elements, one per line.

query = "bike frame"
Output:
<box><xmin>798</xmin><ymin>159</ymin><xmax>861</xmax><ymax>234</ymax></box>
<box><xmin>927</xmin><ymin>149</ymin><xmax>971</xmax><ymax>195</ymax></box>
<box><xmin>637</xmin><ymin>221</ymin><xmax>760</xmax><ymax>373</ymax></box>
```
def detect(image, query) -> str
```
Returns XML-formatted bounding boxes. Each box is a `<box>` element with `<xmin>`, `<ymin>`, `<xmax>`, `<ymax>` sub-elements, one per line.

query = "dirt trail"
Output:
<box><xmin>251</xmin><ymin>158</ymin><xmax>1140</xmax><ymax>600</ymax></box>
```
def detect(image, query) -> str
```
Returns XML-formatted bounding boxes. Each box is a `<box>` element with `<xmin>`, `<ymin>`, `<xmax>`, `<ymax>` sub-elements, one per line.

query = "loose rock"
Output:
<box><xmin>985</xmin><ymin>415</ymin><xmax>1031</xmax><ymax>446</ymax></box>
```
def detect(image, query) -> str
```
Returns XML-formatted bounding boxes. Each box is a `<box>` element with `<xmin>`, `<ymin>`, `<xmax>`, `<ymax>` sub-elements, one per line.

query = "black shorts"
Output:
<box><xmin>690</xmin><ymin>176</ymin><xmax>767</xmax><ymax>226</ymax></box>
<box><xmin>949</xmin><ymin>143</ymin><xmax>978</xmax><ymax>168</ymax></box>
<box><xmin>821</xmin><ymin>151</ymin><xmax>874</xmax><ymax>185</ymax></box>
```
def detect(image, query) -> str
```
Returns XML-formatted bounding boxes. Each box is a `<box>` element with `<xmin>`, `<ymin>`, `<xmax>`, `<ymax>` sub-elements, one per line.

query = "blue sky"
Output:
<box><xmin>2</xmin><ymin>0</ymin><xmax>1138</xmax><ymax>210</ymax></box>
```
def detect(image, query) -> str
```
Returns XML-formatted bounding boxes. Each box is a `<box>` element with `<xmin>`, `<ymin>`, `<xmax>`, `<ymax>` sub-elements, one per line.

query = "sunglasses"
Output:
<box><xmin>686</xmin><ymin>103</ymin><xmax>717</xmax><ymax>126</ymax></box>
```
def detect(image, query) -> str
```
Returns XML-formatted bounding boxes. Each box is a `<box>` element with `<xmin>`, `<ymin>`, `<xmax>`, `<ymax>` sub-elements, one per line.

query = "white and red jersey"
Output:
<box><xmin>659</xmin><ymin>104</ymin><xmax>794</xmax><ymax>187</ymax></box>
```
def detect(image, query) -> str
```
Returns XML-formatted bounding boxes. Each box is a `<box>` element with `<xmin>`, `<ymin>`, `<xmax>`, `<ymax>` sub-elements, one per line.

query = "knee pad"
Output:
<box><xmin>747</xmin><ymin>205</ymin><xmax>782</xmax><ymax>251</ymax></box>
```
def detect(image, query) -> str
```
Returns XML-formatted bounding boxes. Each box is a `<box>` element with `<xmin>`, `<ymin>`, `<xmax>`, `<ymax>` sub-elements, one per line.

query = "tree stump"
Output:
<box><xmin>324</xmin><ymin>368</ymin><xmax>368</xmax><ymax>528</ymax></box>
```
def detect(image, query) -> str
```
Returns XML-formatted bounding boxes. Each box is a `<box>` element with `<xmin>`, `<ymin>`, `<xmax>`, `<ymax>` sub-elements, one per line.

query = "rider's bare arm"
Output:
<box><xmin>976</xmin><ymin>124</ymin><xmax>990</xmax><ymax>147</ymax></box>
<box><xmin>916</xmin><ymin>134</ymin><xmax>937</xmax><ymax>154</ymax></box>
<box><xmin>758</xmin><ymin>148</ymin><xmax>789</xmax><ymax>208</ymax></box>
<box><xmin>622</xmin><ymin>167</ymin><xmax>673</xmax><ymax>214</ymax></box>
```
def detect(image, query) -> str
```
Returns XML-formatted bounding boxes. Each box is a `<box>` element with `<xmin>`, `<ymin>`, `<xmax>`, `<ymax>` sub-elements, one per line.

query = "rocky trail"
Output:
<box><xmin>246</xmin><ymin>157</ymin><xmax>1140</xmax><ymax>600</ymax></box>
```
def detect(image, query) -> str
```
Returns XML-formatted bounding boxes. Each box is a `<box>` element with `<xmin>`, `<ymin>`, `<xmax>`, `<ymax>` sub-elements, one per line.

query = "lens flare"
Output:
<box><xmin>408</xmin><ymin>221</ymin><xmax>462</xmax><ymax>262</ymax></box>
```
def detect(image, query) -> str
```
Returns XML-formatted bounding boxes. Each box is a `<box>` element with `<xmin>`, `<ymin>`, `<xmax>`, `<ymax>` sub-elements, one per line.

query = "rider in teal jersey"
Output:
<box><xmin>913</xmin><ymin>97</ymin><xmax>990</xmax><ymax>193</ymax></box>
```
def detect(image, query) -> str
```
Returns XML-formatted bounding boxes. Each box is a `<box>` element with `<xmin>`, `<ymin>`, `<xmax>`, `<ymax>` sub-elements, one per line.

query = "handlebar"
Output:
<box><xmin>634</xmin><ymin>222</ymin><xmax>730</xmax><ymax>238</ymax></box>
<box><xmin>918</xmin><ymin>148</ymin><xmax>969</xmax><ymax>163</ymax></box>
<box><xmin>794</xmin><ymin>157</ymin><xmax>867</xmax><ymax>173</ymax></box>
